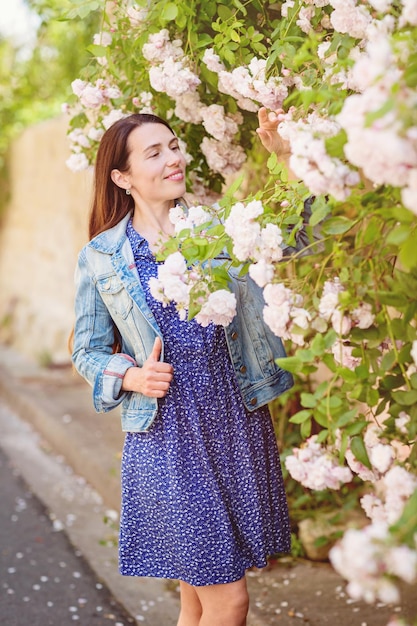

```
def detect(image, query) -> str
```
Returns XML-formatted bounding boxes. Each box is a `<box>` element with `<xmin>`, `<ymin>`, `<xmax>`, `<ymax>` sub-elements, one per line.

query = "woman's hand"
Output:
<box><xmin>256</xmin><ymin>107</ymin><xmax>298</xmax><ymax>180</ymax></box>
<box><xmin>121</xmin><ymin>337</ymin><xmax>173</xmax><ymax>398</ymax></box>
<box><xmin>256</xmin><ymin>107</ymin><xmax>291</xmax><ymax>157</ymax></box>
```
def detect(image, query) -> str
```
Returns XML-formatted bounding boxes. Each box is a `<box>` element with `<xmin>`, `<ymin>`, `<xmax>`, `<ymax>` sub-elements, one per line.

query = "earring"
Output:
<box><xmin>126</xmin><ymin>188</ymin><xmax>131</xmax><ymax>195</ymax></box>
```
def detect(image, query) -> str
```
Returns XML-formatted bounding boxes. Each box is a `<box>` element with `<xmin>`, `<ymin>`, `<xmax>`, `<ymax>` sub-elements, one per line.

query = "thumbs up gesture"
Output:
<box><xmin>121</xmin><ymin>337</ymin><xmax>173</xmax><ymax>398</ymax></box>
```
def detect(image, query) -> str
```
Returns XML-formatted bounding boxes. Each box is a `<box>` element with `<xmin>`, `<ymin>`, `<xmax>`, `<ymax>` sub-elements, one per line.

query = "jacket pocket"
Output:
<box><xmin>96</xmin><ymin>274</ymin><xmax>133</xmax><ymax>319</ymax></box>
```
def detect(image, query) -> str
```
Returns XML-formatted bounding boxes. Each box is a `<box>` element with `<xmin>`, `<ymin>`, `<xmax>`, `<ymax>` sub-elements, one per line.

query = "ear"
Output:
<box><xmin>111</xmin><ymin>168</ymin><xmax>130</xmax><ymax>191</ymax></box>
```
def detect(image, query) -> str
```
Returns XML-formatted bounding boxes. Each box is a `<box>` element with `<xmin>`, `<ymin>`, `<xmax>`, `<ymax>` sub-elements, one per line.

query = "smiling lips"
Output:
<box><xmin>165</xmin><ymin>170</ymin><xmax>184</xmax><ymax>181</ymax></box>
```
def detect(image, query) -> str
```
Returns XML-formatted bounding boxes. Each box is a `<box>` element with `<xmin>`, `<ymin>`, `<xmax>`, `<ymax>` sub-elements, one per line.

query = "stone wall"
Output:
<box><xmin>0</xmin><ymin>116</ymin><xmax>92</xmax><ymax>364</ymax></box>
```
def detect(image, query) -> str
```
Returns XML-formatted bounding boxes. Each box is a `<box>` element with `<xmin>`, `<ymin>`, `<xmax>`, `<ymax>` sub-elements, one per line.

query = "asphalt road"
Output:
<box><xmin>0</xmin><ymin>445</ymin><xmax>136</xmax><ymax>626</ymax></box>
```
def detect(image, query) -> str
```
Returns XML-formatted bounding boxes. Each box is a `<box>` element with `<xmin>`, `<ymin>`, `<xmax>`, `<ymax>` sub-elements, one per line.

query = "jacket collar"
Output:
<box><xmin>88</xmin><ymin>212</ymin><xmax>132</xmax><ymax>254</ymax></box>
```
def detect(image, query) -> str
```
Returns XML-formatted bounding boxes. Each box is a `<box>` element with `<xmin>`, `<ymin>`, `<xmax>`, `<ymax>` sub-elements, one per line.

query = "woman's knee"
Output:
<box><xmin>196</xmin><ymin>577</ymin><xmax>249</xmax><ymax>624</ymax></box>
<box><xmin>226</xmin><ymin>582</ymin><xmax>249</xmax><ymax>614</ymax></box>
<box><xmin>177</xmin><ymin>580</ymin><xmax>203</xmax><ymax>625</ymax></box>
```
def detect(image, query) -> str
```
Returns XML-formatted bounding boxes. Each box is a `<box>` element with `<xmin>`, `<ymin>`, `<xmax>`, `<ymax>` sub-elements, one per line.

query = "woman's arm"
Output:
<box><xmin>72</xmin><ymin>251</ymin><xmax>137</xmax><ymax>412</ymax></box>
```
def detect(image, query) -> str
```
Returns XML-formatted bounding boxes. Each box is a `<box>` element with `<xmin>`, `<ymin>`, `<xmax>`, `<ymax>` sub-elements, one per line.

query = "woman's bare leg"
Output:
<box><xmin>177</xmin><ymin>580</ymin><xmax>203</xmax><ymax>626</ymax></box>
<box><xmin>194</xmin><ymin>576</ymin><xmax>249</xmax><ymax>626</ymax></box>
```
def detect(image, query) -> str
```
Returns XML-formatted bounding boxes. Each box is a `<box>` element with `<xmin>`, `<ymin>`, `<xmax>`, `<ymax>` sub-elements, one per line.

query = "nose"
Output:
<box><xmin>167</xmin><ymin>149</ymin><xmax>180</xmax><ymax>167</ymax></box>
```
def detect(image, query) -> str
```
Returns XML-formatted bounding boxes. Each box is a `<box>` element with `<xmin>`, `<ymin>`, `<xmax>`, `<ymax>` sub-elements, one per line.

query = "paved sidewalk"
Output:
<box><xmin>0</xmin><ymin>344</ymin><xmax>416</xmax><ymax>626</ymax></box>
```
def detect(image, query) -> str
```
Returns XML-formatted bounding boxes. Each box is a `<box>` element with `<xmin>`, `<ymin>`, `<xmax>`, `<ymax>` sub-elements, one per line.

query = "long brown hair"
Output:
<box><xmin>69</xmin><ymin>113</ymin><xmax>176</xmax><ymax>357</ymax></box>
<box><xmin>89</xmin><ymin>113</ymin><xmax>175</xmax><ymax>240</ymax></box>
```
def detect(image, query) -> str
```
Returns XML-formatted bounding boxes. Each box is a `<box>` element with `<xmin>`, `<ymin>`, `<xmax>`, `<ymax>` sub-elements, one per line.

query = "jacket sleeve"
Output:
<box><xmin>71</xmin><ymin>250</ymin><xmax>136</xmax><ymax>413</ymax></box>
<box><xmin>281</xmin><ymin>196</ymin><xmax>323</xmax><ymax>258</ymax></box>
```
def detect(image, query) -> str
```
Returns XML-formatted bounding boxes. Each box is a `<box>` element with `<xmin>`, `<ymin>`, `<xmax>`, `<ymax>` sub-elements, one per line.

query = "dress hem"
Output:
<box><xmin>119</xmin><ymin>550</ymin><xmax>291</xmax><ymax>587</ymax></box>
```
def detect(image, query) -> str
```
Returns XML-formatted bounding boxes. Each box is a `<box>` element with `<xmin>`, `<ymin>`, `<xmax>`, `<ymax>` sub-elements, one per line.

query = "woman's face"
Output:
<box><xmin>123</xmin><ymin>122</ymin><xmax>187</xmax><ymax>208</ymax></box>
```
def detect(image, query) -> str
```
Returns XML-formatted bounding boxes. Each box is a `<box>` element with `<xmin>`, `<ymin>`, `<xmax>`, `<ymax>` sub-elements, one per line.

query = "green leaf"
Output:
<box><xmin>300</xmin><ymin>393</ymin><xmax>317</xmax><ymax>408</ymax></box>
<box><xmin>316</xmin><ymin>429</ymin><xmax>329</xmax><ymax>444</ymax></box>
<box><xmin>386</xmin><ymin>224</ymin><xmax>412</xmax><ymax>246</ymax></box>
<box><xmin>365</xmin><ymin>98</ymin><xmax>395</xmax><ymax>127</ymax></box>
<box><xmin>345</xmin><ymin>420</ymin><xmax>368</xmax><ymax>436</ymax></box>
<box><xmin>310</xmin><ymin>196</ymin><xmax>330</xmax><ymax>227</ymax></box>
<box><xmin>374</xmin><ymin>292</ymin><xmax>409</xmax><ymax>307</ymax></box>
<box><xmin>366</xmin><ymin>387</ymin><xmax>380</xmax><ymax>407</ymax></box>
<box><xmin>160</xmin><ymin>2</ymin><xmax>178</xmax><ymax>21</ymax></box>
<box><xmin>223</xmin><ymin>47</ymin><xmax>236</xmax><ymax>65</ymax></box>
<box><xmin>324</xmin><ymin>330</ymin><xmax>338</xmax><ymax>349</ymax></box>
<box><xmin>275</xmin><ymin>356</ymin><xmax>303</xmax><ymax>373</ymax></box>
<box><xmin>321</xmin><ymin>216</ymin><xmax>354</xmax><ymax>235</ymax></box>
<box><xmin>67</xmin><ymin>1</ymin><xmax>100</xmax><ymax>19</ymax></box>
<box><xmin>289</xmin><ymin>409</ymin><xmax>312</xmax><ymax>424</ymax></box>
<box><xmin>389</xmin><ymin>487</ymin><xmax>417</xmax><ymax>547</ymax></box>
<box><xmin>313</xmin><ymin>412</ymin><xmax>329</xmax><ymax>428</ymax></box>
<box><xmin>86</xmin><ymin>44</ymin><xmax>109</xmax><ymax>57</ymax></box>
<box><xmin>232</xmin><ymin>0</ymin><xmax>248</xmax><ymax>15</ymax></box>
<box><xmin>267</xmin><ymin>151</ymin><xmax>278</xmax><ymax>173</ymax></box>
<box><xmin>223</xmin><ymin>173</ymin><xmax>244</xmax><ymax>199</ymax></box>
<box><xmin>325</xmin><ymin>130</ymin><xmax>347</xmax><ymax>159</ymax></box>
<box><xmin>337</xmin><ymin>367</ymin><xmax>358</xmax><ymax>383</ymax></box>
<box><xmin>310</xmin><ymin>333</ymin><xmax>326</xmax><ymax>356</ymax></box>
<box><xmin>296</xmin><ymin>348</ymin><xmax>314</xmax><ymax>362</ymax></box>
<box><xmin>301</xmin><ymin>418</ymin><xmax>312</xmax><ymax>439</ymax></box>
<box><xmin>196</xmin><ymin>33</ymin><xmax>214</xmax><ymax>49</ymax></box>
<box><xmin>399</xmin><ymin>229</ymin><xmax>417</xmax><ymax>270</ymax></box>
<box><xmin>380</xmin><ymin>350</ymin><xmax>396</xmax><ymax>372</ymax></box>
<box><xmin>335</xmin><ymin>409</ymin><xmax>358</xmax><ymax>428</ymax></box>
<box><xmin>361</xmin><ymin>218</ymin><xmax>382</xmax><ymax>246</ymax></box>
<box><xmin>350</xmin><ymin>435</ymin><xmax>372</xmax><ymax>469</ymax></box>
<box><xmin>392</xmin><ymin>389</ymin><xmax>417</xmax><ymax>406</ymax></box>
<box><xmin>218</xmin><ymin>4</ymin><xmax>233</xmax><ymax>20</ymax></box>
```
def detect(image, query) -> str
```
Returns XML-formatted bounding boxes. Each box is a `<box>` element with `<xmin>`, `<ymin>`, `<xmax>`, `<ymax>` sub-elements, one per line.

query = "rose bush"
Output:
<box><xmin>64</xmin><ymin>1</ymin><xmax>417</xmax><ymax>621</ymax></box>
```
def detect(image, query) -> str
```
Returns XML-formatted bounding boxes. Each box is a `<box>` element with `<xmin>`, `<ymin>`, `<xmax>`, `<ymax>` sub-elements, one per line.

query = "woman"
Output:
<box><xmin>72</xmin><ymin>111</ymin><xmax>294</xmax><ymax>626</ymax></box>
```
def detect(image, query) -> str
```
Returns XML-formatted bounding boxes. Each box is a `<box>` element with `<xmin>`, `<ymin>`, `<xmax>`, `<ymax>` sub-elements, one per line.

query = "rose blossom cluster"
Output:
<box><xmin>283</xmin><ymin>0</ymin><xmax>416</xmax><ymax>39</ymax></box>
<box><xmin>272</xmin><ymin>1</ymin><xmax>417</xmax><ymax>213</ymax></box>
<box><xmin>328</xmin><ymin>420</ymin><xmax>417</xmax><ymax>607</ymax></box>
<box><xmin>126</xmin><ymin>4</ymin><xmax>148</xmax><ymax>27</ymax></box>
<box><xmin>360</xmin><ymin>465</ymin><xmax>417</xmax><ymax>526</ymax></box>
<box><xmin>262</xmin><ymin>283</ymin><xmax>311</xmax><ymax>346</ymax></box>
<box><xmin>329</xmin><ymin>522</ymin><xmax>417</xmax><ymax>605</ymax></box>
<box><xmin>142</xmin><ymin>31</ymin><xmax>248</xmax><ymax>176</ymax></box>
<box><xmin>142</xmin><ymin>30</ymin><xmax>200</xmax><ymax>99</ymax></box>
<box><xmin>149</xmin><ymin>205</ymin><xmax>237</xmax><ymax>327</ymax></box>
<box><xmin>287</xmin><ymin>420</ymin><xmax>405</xmax><ymax>493</ymax></box>
<box><xmin>223</xmin><ymin>200</ymin><xmax>313</xmax><ymax>343</ymax></box>
<box><xmin>316</xmin><ymin>278</ymin><xmax>375</xmax><ymax>368</ymax></box>
<box><xmin>344</xmin><ymin>423</ymin><xmax>396</xmax><ymax>484</ymax></box>
<box><xmin>337</xmin><ymin>33</ymin><xmax>417</xmax><ymax>215</ymax></box>
<box><xmin>149</xmin><ymin>251</ymin><xmax>236</xmax><ymax>327</ymax></box>
<box><xmin>287</xmin><ymin>422</ymin><xmax>417</xmax><ymax>606</ymax></box>
<box><xmin>92</xmin><ymin>30</ymin><xmax>112</xmax><ymax>66</ymax></box>
<box><xmin>285</xmin><ymin>435</ymin><xmax>353</xmax><ymax>490</ymax></box>
<box><xmin>202</xmin><ymin>49</ymin><xmax>290</xmax><ymax>113</ymax></box>
<box><xmin>148</xmin><ymin>251</ymin><xmax>191</xmax><ymax>321</ymax></box>
<box><xmin>168</xmin><ymin>203</ymin><xmax>213</xmax><ymax>234</ymax></box>
<box><xmin>224</xmin><ymin>200</ymin><xmax>284</xmax><ymax>265</ymax></box>
<box><xmin>71</xmin><ymin>78</ymin><xmax>122</xmax><ymax>110</ymax></box>
<box><xmin>277</xmin><ymin>109</ymin><xmax>360</xmax><ymax>200</ymax></box>
<box><xmin>318</xmin><ymin>278</ymin><xmax>376</xmax><ymax>334</ymax></box>
<box><xmin>65</xmin><ymin>26</ymin><xmax>247</xmax><ymax>177</ymax></box>
<box><xmin>65</xmin><ymin>78</ymin><xmax>126</xmax><ymax>172</ymax></box>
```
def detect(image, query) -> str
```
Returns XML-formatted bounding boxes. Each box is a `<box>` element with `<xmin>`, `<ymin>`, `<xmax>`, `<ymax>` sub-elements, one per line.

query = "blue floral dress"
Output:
<box><xmin>119</xmin><ymin>220</ymin><xmax>291</xmax><ymax>586</ymax></box>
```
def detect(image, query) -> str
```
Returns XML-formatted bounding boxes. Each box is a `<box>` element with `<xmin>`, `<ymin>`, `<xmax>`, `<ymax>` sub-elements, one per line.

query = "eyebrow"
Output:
<box><xmin>143</xmin><ymin>137</ymin><xmax>179</xmax><ymax>154</ymax></box>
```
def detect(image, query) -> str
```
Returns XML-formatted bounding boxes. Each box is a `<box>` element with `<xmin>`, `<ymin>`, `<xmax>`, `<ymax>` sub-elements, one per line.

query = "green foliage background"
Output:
<box><xmin>1</xmin><ymin>0</ymin><xmax>416</xmax><ymax>567</ymax></box>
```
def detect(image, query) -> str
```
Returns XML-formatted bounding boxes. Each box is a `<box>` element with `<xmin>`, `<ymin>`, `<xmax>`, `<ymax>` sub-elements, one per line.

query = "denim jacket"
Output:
<box><xmin>72</xmin><ymin>208</ymin><xmax>313</xmax><ymax>432</ymax></box>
